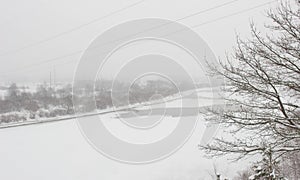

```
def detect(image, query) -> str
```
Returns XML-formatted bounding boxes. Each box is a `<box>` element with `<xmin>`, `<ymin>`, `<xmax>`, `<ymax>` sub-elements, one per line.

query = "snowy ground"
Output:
<box><xmin>0</xmin><ymin>87</ymin><xmax>252</xmax><ymax>180</ymax></box>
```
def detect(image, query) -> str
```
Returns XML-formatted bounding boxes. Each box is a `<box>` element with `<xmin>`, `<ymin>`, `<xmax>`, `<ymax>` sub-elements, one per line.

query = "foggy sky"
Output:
<box><xmin>0</xmin><ymin>0</ymin><xmax>278</xmax><ymax>83</ymax></box>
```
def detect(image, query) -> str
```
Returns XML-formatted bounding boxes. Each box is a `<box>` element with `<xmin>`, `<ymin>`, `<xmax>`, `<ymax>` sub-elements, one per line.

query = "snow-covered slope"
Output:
<box><xmin>0</xmin><ymin>87</ymin><xmax>252</xmax><ymax>179</ymax></box>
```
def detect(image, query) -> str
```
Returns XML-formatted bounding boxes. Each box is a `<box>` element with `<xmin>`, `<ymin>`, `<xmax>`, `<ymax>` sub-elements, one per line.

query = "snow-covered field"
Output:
<box><xmin>0</xmin><ymin>88</ymin><xmax>252</xmax><ymax>180</ymax></box>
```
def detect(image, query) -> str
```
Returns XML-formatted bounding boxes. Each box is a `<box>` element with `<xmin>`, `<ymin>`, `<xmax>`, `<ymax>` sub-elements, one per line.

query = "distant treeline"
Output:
<box><xmin>0</xmin><ymin>79</ymin><xmax>184</xmax><ymax>124</ymax></box>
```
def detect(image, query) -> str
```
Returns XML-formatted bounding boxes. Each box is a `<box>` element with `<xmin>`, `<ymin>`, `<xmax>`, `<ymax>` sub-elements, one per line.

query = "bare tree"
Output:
<box><xmin>201</xmin><ymin>1</ymin><xmax>300</xmax><ymax>178</ymax></box>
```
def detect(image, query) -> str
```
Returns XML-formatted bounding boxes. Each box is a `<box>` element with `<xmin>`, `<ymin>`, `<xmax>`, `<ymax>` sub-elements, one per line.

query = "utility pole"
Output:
<box><xmin>50</xmin><ymin>71</ymin><xmax>52</xmax><ymax>89</ymax></box>
<box><xmin>53</xmin><ymin>65</ymin><xmax>56</xmax><ymax>90</ymax></box>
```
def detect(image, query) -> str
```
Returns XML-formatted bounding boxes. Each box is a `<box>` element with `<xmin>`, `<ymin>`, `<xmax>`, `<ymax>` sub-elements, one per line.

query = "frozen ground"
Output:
<box><xmin>0</xmin><ymin>88</ymin><xmax>252</xmax><ymax>180</ymax></box>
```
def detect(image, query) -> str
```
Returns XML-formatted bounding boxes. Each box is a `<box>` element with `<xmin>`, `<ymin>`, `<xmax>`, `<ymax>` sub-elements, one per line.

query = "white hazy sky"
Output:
<box><xmin>0</xmin><ymin>0</ymin><xmax>279</xmax><ymax>83</ymax></box>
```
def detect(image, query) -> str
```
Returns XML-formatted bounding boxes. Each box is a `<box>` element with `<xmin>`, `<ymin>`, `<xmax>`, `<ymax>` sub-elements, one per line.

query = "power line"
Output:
<box><xmin>0</xmin><ymin>51</ymin><xmax>79</xmax><ymax>78</ymax></box>
<box><xmin>0</xmin><ymin>0</ymin><xmax>241</xmax><ymax>76</ymax></box>
<box><xmin>79</xmin><ymin>0</ymin><xmax>276</xmax><ymax>58</ymax></box>
<box><xmin>173</xmin><ymin>0</ymin><xmax>240</xmax><ymax>21</ymax></box>
<box><xmin>168</xmin><ymin>0</ymin><xmax>277</xmax><ymax>36</ymax></box>
<box><xmin>0</xmin><ymin>0</ymin><xmax>146</xmax><ymax>57</ymax></box>
<box><xmin>1</xmin><ymin>55</ymin><xmax>79</xmax><ymax>78</ymax></box>
<box><xmin>1</xmin><ymin>0</ymin><xmax>277</xmax><ymax>76</ymax></box>
<box><xmin>191</xmin><ymin>0</ymin><xmax>276</xmax><ymax>28</ymax></box>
